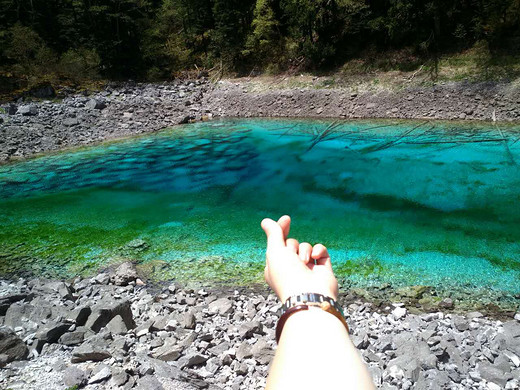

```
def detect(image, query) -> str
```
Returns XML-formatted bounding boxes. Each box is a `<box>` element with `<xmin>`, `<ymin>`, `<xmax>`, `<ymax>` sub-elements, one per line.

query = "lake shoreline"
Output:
<box><xmin>1</xmin><ymin>78</ymin><xmax>520</xmax><ymax>164</ymax></box>
<box><xmin>1</xmin><ymin>263</ymin><xmax>519</xmax><ymax>389</ymax></box>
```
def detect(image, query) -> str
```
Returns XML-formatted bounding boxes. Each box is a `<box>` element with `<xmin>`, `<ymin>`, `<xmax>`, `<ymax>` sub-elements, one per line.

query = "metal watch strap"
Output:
<box><xmin>281</xmin><ymin>293</ymin><xmax>344</xmax><ymax>318</ymax></box>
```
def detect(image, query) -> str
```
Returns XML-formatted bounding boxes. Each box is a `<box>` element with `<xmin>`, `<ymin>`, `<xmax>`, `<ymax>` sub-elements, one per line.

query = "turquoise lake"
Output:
<box><xmin>0</xmin><ymin>119</ymin><xmax>519</xmax><ymax>300</ymax></box>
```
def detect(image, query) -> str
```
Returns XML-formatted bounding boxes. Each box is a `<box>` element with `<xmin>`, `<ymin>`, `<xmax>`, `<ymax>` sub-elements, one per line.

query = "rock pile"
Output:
<box><xmin>0</xmin><ymin>262</ymin><xmax>519</xmax><ymax>389</ymax></box>
<box><xmin>0</xmin><ymin>81</ymin><xmax>210</xmax><ymax>163</ymax></box>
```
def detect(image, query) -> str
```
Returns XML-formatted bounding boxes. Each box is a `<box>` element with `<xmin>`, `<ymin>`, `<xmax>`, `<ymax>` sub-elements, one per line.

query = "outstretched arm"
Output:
<box><xmin>261</xmin><ymin>215</ymin><xmax>375</xmax><ymax>390</ymax></box>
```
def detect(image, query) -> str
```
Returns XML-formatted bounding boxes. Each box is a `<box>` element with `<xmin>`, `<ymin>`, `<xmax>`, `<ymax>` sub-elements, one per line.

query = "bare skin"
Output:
<box><xmin>261</xmin><ymin>215</ymin><xmax>375</xmax><ymax>390</ymax></box>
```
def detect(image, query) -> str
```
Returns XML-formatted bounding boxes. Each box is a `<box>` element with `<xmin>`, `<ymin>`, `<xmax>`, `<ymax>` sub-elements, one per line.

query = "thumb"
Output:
<box><xmin>261</xmin><ymin>218</ymin><xmax>285</xmax><ymax>250</ymax></box>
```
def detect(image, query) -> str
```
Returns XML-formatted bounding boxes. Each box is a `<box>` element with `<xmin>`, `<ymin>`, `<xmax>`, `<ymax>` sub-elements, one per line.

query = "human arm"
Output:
<box><xmin>261</xmin><ymin>216</ymin><xmax>375</xmax><ymax>390</ymax></box>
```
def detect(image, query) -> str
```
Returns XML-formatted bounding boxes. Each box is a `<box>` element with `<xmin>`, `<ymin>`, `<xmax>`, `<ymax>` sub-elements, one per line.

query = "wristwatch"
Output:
<box><xmin>281</xmin><ymin>293</ymin><xmax>345</xmax><ymax>318</ymax></box>
<box><xmin>276</xmin><ymin>292</ymin><xmax>349</xmax><ymax>343</ymax></box>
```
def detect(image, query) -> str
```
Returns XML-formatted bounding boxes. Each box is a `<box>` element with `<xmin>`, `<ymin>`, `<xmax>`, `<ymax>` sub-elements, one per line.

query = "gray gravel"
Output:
<box><xmin>204</xmin><ymin>80</ymin><xmax>520</xmax><ymax>122</ymax></box>
<box><xmin>0</xmin><ymin>81</ymin><xmax>209</xmax><ymax>163</ymax></box>
<box><xmin>0</xmin><ymin>262</ymin><xmax>519</xmax><ymax>389</ymax></box>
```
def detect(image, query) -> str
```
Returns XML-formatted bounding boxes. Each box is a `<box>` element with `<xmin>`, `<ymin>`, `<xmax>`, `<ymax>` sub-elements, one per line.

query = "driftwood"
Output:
<box><xmin>404</xmin><ymin>138</ymin><xmax>507</xmax><ymax>144</ymax></box>
<box><xmin>306</xmin><ymin>120</ymin><xmax>344</xmax><ymax>151</ymax></box>
<box><xmin>494</xmin><ymin>123</ymin><xmax>517</xmax><ymax>165</ymax></box>
<box><xmin>358</xmin><ymin>121</ymin><xmax>431</xmax><ymax>153</ymax></box>
<box><xmin>265</xmin><ymin>120</ymin><xmax>518</xmax><ymax>167</ymax></box>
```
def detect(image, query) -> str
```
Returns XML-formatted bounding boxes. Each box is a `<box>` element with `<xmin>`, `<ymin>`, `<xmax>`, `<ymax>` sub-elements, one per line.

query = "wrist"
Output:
<box><xmin>281</xmin><ymin>307</ymin><xmax>350</xmax><ymax>341</ymax></box>
<box><xmin>276</xmin><ymin>292</ymin><xmax>348</xmax><ymax>343</ymax></box>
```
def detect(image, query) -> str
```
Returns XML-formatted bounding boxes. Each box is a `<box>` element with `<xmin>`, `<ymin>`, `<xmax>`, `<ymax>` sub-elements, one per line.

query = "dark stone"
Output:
<box><xmin>59</xmin><ymin>331</ymin><xmax>85</xmax><ymax>346</ymax></box>
<box><xmin>236</xmin><ymin>343</ymin><xmax>252</xmax><ymax>361</ymax></box>
<box><xmin>7</xmin><ymin>104</ymin><xmax>17</xmax><ymax>115</ymax></box>
<box><xmin>152</xmin><ymin>339</ymin><xmax>182</xmax><ymax>362</ymax></box>
<box><xmin>106</xmin><ymin>315</ymin><xmax>128</xmax><ymax>335</ymax></box>
<box><xmin>238</xmin><ymin>321</ymin><xmax>263</xmax><ymax>339</ymax></box>
<box><xmin>62</xmin><ymin>118</ymin><xmax>79</xmax><ymax>127</ymax></box>
<box><xmin>180</xmin><ymin>312</ymin><xmax>196</xmax><ymax>329</ymax></box>
<box><xmin>35</xmin><ymin>322</ymin><xmax>70</xmax><ymax>344</ymax></box>
<box><xmin>208</xmin><ymin>298</ymin><xmax>233</xmax><ymax>316</ymax></box>
<box><xmin>88</xmin><ymin>364</ymin><xmax>112</xmax><ymax>384</ymax></box>
<box><xmin>179</xmin><ymin>115</ymin><xmax>194</xmax><ymax>124</ymax></box>
<box><xmin>71</xmin><ymin>342</ymin><xmax>112</xmax><ymax>363</ymax></box>
<box><xmin>477</xmin><ymin>361</ymin><xmax>513</xmax><ymax>387</ymax></box>
<box><xmin>86</xmin><ymin>99</ymin><xmax>106</xmax><ymax>110</ymax></box>
<box><xmin>439</xmin><ymin>298</ymin><xmax>454</xmax><ymax>309</ymax></box>
<box><xmin>111</xmin><ymin>371</ymin><xmax>129</xmax><ymax>387</ymax></box>
<box><xmin>18</xmin><ymin>105</ymin><xmax>38</xmax><ymax>116</ymax></box>
<box><xmin>177</xmin><ymin>353</ymin><xmax>208</xmax><ymax>369</ymax></box>
<box><xmin>209</xmin><ymin>341</ymin><xmax>230</xmax><ymax>356</ymax></box>
<box><xmin>197</xmin><ymin>71</ymin><xmax>209</xmax><ymax>79</ymax></box>
<box><xmin>0</xmin><ymin>293</ymin><xmax>32</xmax><ymax>316</ymax></box>
<box><xmin>135</xmin><ymin>375</ymin><xmax>164</xmax><ymax>390</ymax></box>
<box><xmin>0</xmin><ymin>330</ymin><xmax>29</xmax><ymax>367</ymax></box>
<box><xmin>251</xmin><ymin>339</ymin><xmax>273</xmax><ymax>365</ymax></box>
<box><xmin>85</xmin><ymin>299</ymin><xmax>135</xmax><ymax>332</ymax></box>
<box><xmin>67</xmin><ymin>306</ymin><xmax>92</xmax><ymax>326</ymax></box>
<box><xmin>62</xmin><ymin>366</ymin><xmax>87</xmax><ymax>388</ymax></box>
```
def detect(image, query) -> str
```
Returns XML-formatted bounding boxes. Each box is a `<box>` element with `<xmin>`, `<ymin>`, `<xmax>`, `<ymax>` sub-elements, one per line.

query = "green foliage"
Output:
<box><xmin>59</xmin><ymin>49</ymin><xmax>101</xmax><ymax>82</ymax></box>
<box><xmin>0</xmin><ymin>0</ymin><xmax>519</xmax><ymax>86</ymax></box>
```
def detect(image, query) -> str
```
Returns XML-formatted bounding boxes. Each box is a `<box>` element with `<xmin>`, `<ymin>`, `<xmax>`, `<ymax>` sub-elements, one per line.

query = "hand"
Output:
<box><xmin>261</xmin><ymin>215</ymin><xmax>339</xmax><ymax>303</ymax></box>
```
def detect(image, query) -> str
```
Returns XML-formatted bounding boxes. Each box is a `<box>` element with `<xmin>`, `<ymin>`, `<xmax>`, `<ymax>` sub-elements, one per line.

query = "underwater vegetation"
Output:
<box><xmin>0</xmin><ymin>119</ymin><xmax>519</xmax><ymax>299</ymax></box>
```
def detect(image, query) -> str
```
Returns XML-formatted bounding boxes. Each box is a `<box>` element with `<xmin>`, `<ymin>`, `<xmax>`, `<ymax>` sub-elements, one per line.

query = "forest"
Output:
<box><xmin>1</xmin><ymin>0</ymin><xmax>519</xmax><ymax>90</ymax></box>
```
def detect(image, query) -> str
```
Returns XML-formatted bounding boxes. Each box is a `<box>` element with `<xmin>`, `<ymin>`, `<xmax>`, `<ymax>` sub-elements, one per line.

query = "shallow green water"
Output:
<box><xmin>1</xmin><ymin>119</ymin><xmax>519</xmax><ymax>297</ymax></box>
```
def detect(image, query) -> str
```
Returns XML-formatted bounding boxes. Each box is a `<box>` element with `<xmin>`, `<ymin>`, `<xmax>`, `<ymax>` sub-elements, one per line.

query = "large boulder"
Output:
<box><xmin>152</xmin><ymin>338</ymin><xmax>183</xmax><ymax>362</ymax></box>
<box><xmin>111</xmin><ymin>262</ymin><xmax>138</xmax><ymax>286</ymax></box>
<box><xmin>71</xmin><ymin>339</ymin><xmax>112</xmax><ymax>363</ymax></box>
<box><xmin>0</xmin><ymin>329</ymin><xmax>29</xmax><ymax>367</ymax></box>
<box><xmin>85</xmin><ymin>299</ymin><xmax>135</xmax><ymax>333</ymax></box>
<box><xmin>17</xmin><ymin>105</ymin><xmax>38</xmax><ymax>116</ymax></box>
<box><xmin>238</xmin><ymin>321</ymin><xmax>263</xmax><ymax>339</ymax></box>
<box><xmin>208</xmin><ymin>298</ymin><xmax>233</xmax><ymax>316</ymax></box>
<box><xmin>62</xmin><ymin>366</ymin><xmax>88</xmax><ymax>388</ymax></box>
<box><xmin>86</xmin><ymin>99</ymin><xmax>106</xmax><ymax>110</ymax></box>
<box><xmin>0</xmin><ymin>293</ymin><xmax>32</xmax><ymax>316</ymax></box>
<box><xmin>40</xmin><ymin>281</ymin><xmax>74</xmax><ymax>300</ymax></box>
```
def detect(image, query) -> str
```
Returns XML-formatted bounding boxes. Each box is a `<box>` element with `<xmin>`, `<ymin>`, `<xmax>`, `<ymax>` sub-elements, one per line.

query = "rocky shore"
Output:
<box><xmin>1</xmin><ymin>262</ymin><xmax>519</xmax><ymax>390</ymax></box>
<box><xmin>0</xmin><ymin>81</ymin><xmax>209</xmax><ymax>163</ymax></box>
<box><xmin>204</xmin><ymin>80</ymin><xmax>520</xmax><ymax>123</ymax></box>
<box><xmin>1</xmin><ymin>78</ymin><xmax>520</xmax><ymax>164</ymax></box>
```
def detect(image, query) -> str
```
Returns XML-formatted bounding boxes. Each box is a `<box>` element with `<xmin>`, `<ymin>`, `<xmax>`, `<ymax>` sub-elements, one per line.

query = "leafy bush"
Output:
<box><xmin>59</xmin><ymin>49</ymin><xmax>101</xmax><ymax>82</ymax></box>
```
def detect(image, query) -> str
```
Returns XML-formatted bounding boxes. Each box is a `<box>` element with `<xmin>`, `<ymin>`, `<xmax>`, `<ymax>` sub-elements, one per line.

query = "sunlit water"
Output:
<box><xmin>0</xmin><ymin>119</ymin><xmax>519</xmax><ymax>299</ymax></box>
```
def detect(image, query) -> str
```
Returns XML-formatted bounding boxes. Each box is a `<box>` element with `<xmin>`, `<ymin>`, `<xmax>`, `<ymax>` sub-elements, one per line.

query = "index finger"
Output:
<box><xmin>261</xmin><ymin>218</ymin><xmax>286</xmax><ymax>249</ymax></box>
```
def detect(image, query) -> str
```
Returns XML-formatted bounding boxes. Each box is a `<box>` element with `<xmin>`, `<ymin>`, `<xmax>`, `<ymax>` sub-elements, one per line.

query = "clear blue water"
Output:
<box><xmin>0</xmin><ymin>119</ymin><xmax>519</xmax><ymax>299</ymax></box>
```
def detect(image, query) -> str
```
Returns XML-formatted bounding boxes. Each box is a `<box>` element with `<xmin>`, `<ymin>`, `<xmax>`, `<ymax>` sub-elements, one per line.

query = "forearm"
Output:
<box><xmin>266</xmin><ymin>308</ymin><xmax>375</xmax><ymax>390</ymax></box>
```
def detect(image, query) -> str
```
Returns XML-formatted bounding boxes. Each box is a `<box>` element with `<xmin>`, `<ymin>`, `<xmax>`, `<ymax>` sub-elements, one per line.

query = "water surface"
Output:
<box><xmin>0</xmin><ymin>119</ymin><xmax>519</xmax><ymax>300</ymax></box>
